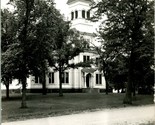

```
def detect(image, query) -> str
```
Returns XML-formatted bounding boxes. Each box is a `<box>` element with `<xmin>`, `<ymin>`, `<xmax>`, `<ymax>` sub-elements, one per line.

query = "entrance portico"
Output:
<box><xmin>81</xmin><ymin>68</ymin><xmax>96</xmax><ymax>88</ymax></box>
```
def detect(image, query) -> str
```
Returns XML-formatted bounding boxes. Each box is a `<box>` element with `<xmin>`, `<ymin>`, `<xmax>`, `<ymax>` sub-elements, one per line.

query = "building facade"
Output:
<box><xmin>1</xmin><ymin>0</ymin><xmax>106</xmax><ymax>93</ymax></box>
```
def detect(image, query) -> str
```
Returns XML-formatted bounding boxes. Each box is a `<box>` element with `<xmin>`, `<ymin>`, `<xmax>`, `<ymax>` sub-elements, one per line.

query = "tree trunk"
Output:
<box><xmin>42</xmin><ymin>70</ymin><xmax>47</xmax><ymax>95</ymax></box>
<box><xmin>21</xmin><ymin>77</ymin><xmax>27</xmax><ymax>108</ymax></box>
<box><xmin>59</xmin><ymin>69</ymin><xmax>63</xmax><ymax>97</ymax></box>
<box><xmin>123</xmin><ymin>53</ymin><xmax>133</xmax><ymax>104</ymax></box>
<box><xmin>105</xmin><ymin>75</ymin><xmax>109</xmax><ymax>95</ymax></box>
<box><xmin>4</xmin><ymin>78</ymin><xmax>10</xmax><ymax>99</ymax></box>
<box><xmin>123</xmin><ymin>78</ymin><xmax>132</xmax><ymax>104</ymax></box>
<box><xmin>106</xmin><ymin>82</ymin><xmax>109</xmax><ymax>94</ymax></box>
<box><xmin>5</xmin><ymin>78</ymin><xmax>10</xmax><ymax>99</ymax></box>
<box><xmin>132</xmin><ymin>83</ymin><xmax>136</xmax><ymax>96</ymax></box>
<box><xmin>6</xmin><ymin>84</ymin><xmax>10</xmax><ymax>99</ymax></box>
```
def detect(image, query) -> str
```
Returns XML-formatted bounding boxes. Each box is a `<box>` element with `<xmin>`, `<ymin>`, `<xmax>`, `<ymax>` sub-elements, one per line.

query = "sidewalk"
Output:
<box><xmin>2</xmin><ymin>105</ymin><xmax>155</xmax><ymax>125</ymax></box>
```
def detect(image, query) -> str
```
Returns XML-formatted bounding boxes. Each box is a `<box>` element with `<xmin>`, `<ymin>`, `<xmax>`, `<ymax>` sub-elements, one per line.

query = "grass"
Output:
<box><xmin>139</xmin><ymin>121</ymin><xmax>155</xmax><ymax>125</ymax></box>
<box><xmin>1</xmin><ymin>93</ymin><xmax>154</xmax><ymax>123</ymax></box>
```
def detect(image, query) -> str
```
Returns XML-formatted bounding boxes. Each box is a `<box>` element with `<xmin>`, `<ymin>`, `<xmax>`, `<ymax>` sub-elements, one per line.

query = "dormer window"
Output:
<box><xmin>82</xmin><ymin>10</ymin><xmax>85</xmax><ymax>18</ymax></box>
<box><xmin>75</xmin><ymin>10</ymin><xmax>78</xmax><ymax>18</ymax></box>
<box><xmin>87</xmin><ymin>11</ymin><xmax>90</xmax><ymax>19</ymax></box>
<box><xmin>71</xmin><ymin>12</ymin><xmax>74</xmax><ymax>20</ymax></box>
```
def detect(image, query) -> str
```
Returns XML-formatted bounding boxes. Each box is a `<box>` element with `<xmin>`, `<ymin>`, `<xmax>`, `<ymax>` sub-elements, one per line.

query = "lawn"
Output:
<box><xmin>1</xmin><ymin>93</ymin><xmax>154</xmax><ymax>123</ymax></box>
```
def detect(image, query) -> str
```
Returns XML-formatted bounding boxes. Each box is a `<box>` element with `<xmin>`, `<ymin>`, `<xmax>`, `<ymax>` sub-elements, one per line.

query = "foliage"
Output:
<box><xmin>91</xmin><ymin>0</ymin><xmax>154</xmax><ymax>103</ymax></box>
<box><xmin>1</xmin><ymin>0</ymin><xmax>65</xmax><ymax>105</ymax></box>
<box><xmin>1</xmin><ymin>9</ymin><xmax>17</xmax><ymax>52</ymax></box>
<box><xmin>48</xmin><ymin>20</ymin><xmax>88</xmax><ymax>96</ymax></box>
<box><xmin>1</xmin><ymin>9</ymin><xmax>19</xmax><ymax>98</ymax></box>
<box><xmin>2</xmin><ymin>0</ymin><xmax>88</xmax><ymax>98</ymax></box>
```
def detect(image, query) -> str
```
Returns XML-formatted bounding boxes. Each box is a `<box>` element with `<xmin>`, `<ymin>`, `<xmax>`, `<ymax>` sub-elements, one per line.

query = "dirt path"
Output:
<box><xmin>2</xmin><ymin>105</ymin><xmax>155</xmax><ymax>125</ymax></box>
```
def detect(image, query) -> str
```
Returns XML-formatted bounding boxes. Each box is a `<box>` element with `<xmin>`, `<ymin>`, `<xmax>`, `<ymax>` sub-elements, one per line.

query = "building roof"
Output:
<box><xmin>67</xmin><ymin>0</ymin><xmax>93</xmax><ymax>4</ymax></box>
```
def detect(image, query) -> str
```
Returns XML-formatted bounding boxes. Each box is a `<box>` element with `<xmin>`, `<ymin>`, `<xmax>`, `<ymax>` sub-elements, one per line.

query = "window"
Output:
<box><xmin>96</xmin><ymin>74</ymin><xmax>102</xmax><ymax>84</ymax></box>
<box><xmin>71</xmin><ymin>12</ymin><xmax>74</xmax><ymax>20</ymax></box>
<box><xmin>62</xmin><ymin>72</ymin><xmax>69</xmax><ymax>84</ymax></box>
<box><xmin>82</xmin><ymin>10</ymin><xmax>85</xmax><ymax>18</ymax></box>
<box><xmin>35</xmin><ymin>76</ymin><xmax>42</xmax><ymax>84</ymax></box>
<box><xmin>83</xmin><ymin>55</ymin><xmax>90</xmax><ymax>62</ymax></box>
<box><xmin>75</xmin><ymin>10</ymin><xmax>78</xmax><ymax>18</ymax></box>
<box><xmin>87</xmin><ymin>11</ymin><xmax>90</xmax><ymax>19</ymax></box>
<box><xmin>83</xmin><ymin>56</ymin><xmax>86</xmax><ymax>62</ymax></box>
<box><xmin>49</xmin><ymin>72</ymin><xmax>54</xmax><ymax>84</ymax></box>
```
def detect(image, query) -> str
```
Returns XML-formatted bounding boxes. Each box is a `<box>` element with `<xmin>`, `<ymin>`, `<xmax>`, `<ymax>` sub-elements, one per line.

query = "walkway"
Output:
<box><xmin>2</xmin><ymin>105</ymin><xmax>155</xmax><ymax>125</ymax></box>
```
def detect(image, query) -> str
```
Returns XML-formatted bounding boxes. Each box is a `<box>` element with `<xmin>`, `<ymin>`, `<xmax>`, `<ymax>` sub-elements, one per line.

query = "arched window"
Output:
<box><xmin>87</xmin><ymin>11</ymin><xmax>90</xmax><ymax>19</ymax></box>
<box><xmin>71</xmin><ymin>12</ymin><xmax>74</xmax><ymax>20</ymax></box>
<box><xmin>75</xmin><ymin>10</ymin><xmax>78</xmax><ymax>18</ymax></box>
<box><xmin>82</xmin><ymin>10</ymin><xmax>85</xmax><ymax>18</ymax></box>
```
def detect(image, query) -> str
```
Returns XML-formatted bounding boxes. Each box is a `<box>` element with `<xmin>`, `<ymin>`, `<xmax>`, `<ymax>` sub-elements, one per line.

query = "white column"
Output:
<box><xmin>79</xmin><ymin>10</ymin><xmax>82</xmax><ymax>18</ymax></box>
<box><xmin>71</xmin><ymin>69</ymin><xmax>74</xmax><ymax>88</ymax></box>
<box><xmin>84</xmin><ymin>73</ymin><xmax>88</xmax><ymax>88</ymax></box>
<box><xmin>91</xmin><ymin>74</ymin><xmax>94</xmax><ymax>88</ymax></box>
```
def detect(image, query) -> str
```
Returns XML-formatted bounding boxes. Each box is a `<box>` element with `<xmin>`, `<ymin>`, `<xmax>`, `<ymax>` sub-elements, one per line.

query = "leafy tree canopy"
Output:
<box><xmin>90</xmin><ymin>0</ymin><xmax>154</xmax><ymax>103</ymax></box>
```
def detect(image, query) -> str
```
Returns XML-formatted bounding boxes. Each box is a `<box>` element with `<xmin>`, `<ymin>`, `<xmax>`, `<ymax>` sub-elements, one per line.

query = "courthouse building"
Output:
<box><xmin>1</xmin><ymin>0</ymin><xmax>106</xmax><ymax>93</ymax></box>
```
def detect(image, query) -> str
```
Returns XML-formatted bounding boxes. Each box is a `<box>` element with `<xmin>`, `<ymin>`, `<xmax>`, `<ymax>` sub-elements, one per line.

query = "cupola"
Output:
<box><xmin>67</xmin><ymin>0</ymin><xmax>94</xmax><ymax>33</ymax></box>
<box><xmin>67</xmin><ymin>0</ymin><xmax>93</xmax><ymax>21</ymax></box>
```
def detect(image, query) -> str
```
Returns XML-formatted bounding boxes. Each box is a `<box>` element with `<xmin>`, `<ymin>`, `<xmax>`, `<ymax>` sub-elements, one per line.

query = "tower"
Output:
<box><xmin>67</xmin><ymin>0</ymin><xmax>94</xmax><ymax>34</ymax></box>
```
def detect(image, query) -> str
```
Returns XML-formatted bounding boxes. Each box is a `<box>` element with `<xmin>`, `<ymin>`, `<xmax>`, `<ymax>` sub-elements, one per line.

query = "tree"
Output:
<box><xmin>1</xmin><ymin>9</ymin><xmax>18</xmax><ymax>99</ymax></box>
<box><xmin>4</xmin><ymin>0</ymin><xmax>63</xmax><ymax>99</ymax></box>
<box><xmin>25</xmin><ymin>0</ymin><xmax>63</xmax><ymax>95</ymax></box>
<box><xmin>93</xmin><ymin>45</ymin><xmax>112</xmax><ymax>95</ymax></box>
<box><xmin>91</xmin><ymin>0</ymin><xmax>154</xmax><ymax>104</ymax></box>
<box><xmin>10</xmin><ymin>0</ymin><xmax>36</xmax><ymax>108</ymax></box>
<box><xmin>107</xmin><ymin>55</ymin><xmax>127</xmax><ymax>93</ymax></box>
<box><xmin>2</xmin><ymin>0</ymin><xmax>85</xmax><ymax>104</ymax></box>
<box><xmin>1</xmin><ymin>0</ymin><xmax>59</xmax><ymax>107</ymax></box>
<box><xmin>48</xmin><ymin>20</ymin><xmax>87</xmax><ymax>96</ymax></box>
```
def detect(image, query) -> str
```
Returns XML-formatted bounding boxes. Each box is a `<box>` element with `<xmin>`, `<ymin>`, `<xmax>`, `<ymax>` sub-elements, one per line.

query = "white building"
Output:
<box><xmin>1</xmin><ymin>0</ymin><xmax>106</xmax><ymax>93</ymax></box>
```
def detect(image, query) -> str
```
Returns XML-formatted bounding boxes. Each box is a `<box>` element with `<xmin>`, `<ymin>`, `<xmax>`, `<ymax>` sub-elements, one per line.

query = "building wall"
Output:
<box><xmin>1</xmin><ymin>53</ymin><xmax>106</xmax><ymax>92</ymax></box>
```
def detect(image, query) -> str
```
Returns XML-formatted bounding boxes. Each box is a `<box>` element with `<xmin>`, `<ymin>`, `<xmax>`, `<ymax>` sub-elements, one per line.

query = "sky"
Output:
<box><xmin>54</xmin><ymin>0</ymin><xmax>68</xmax><ymax>15</ymax></box>
<box><xmin>1</xmin><ymin>0</ymin><xmax>69</xmax><ymax>16</ymax></box>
